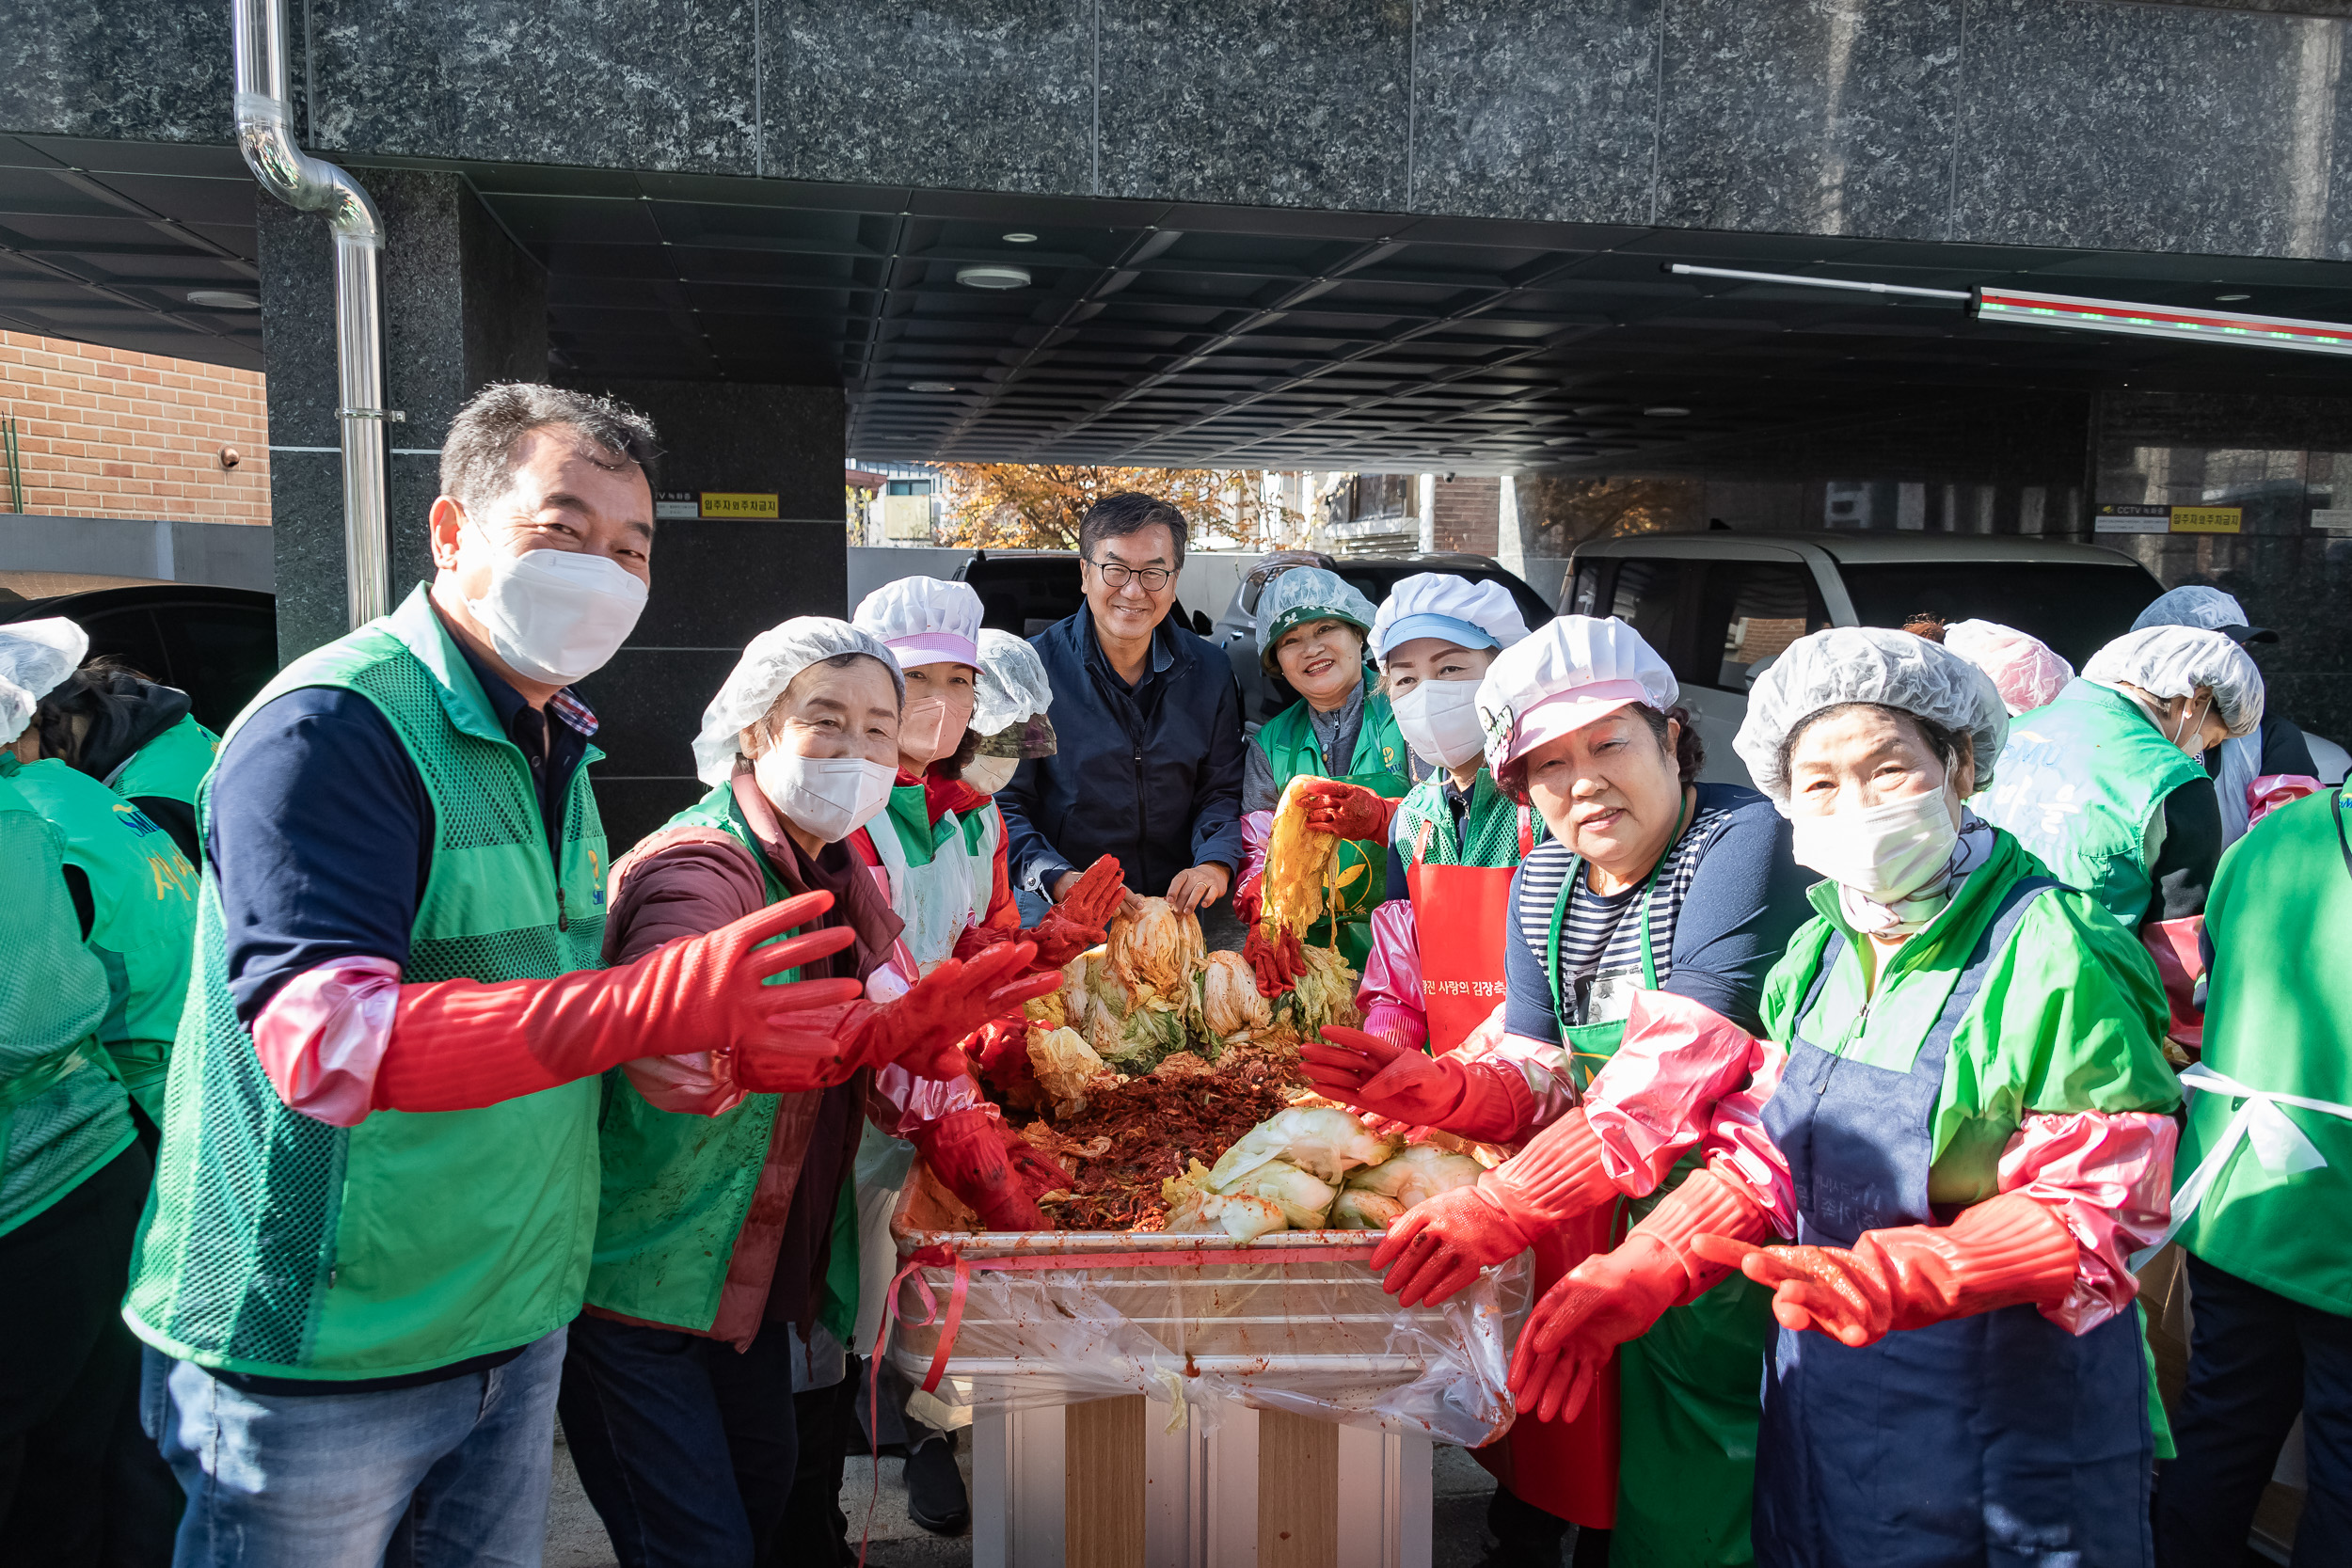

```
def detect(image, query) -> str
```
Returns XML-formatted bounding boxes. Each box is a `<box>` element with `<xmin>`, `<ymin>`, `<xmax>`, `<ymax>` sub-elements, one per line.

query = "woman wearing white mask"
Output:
<box><xmin>1286</xmin><ymin>572</ymin><xmax>1536</xmax><ymax>1055</ymax></box>
<box><xmin>1506</xmin><ymin>626</ymin><xmax>2179</xmax><ymax>1568</ymax></box>
<box><xmin>560</xmin><ymin>617</ymin><xmax>1064</xmax><ymax>1568</ymax></box>
<box><xmin>1232</xmin><ymin>566</ymin><xmax>1410</xmax><ymax>988</ymax></box>
<box><xmin>1306</xmin><ymin>614</ymin><xmax>1814</xmax><ymax>1568</ymax></box>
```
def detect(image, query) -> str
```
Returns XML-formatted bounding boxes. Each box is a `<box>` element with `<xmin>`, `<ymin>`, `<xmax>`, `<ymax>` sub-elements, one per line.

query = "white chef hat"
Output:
<box><xmin>1736</xmin><ymin>626</ymin><xmax>2010</xmax><ymax>805</ymax></box>
<box><xmin>1370</xmin><ymin>573</ymin><xmax>1532</xmax><ymax>662</ymax></box>
<box><xmin>1938</xmin><ymin>620</ymin><xmax>2074</xmax><ymax>717</ymax></box>
<box><xmin>2083</xmin><ymin>626</ymin><xmax>2265</xmax><ymax>737</ymax></box>
<box><xmin>0</xmin><ymin>617</ymin><xmax>89</xmax><ymax>707</ymax></box>
<box><xmin>692</xmin><ymin>617</ymin><xmax>903</xmax><ymax>785</ymax></box>
<box><xmin>1474</xmin><ymin>615</ymin><xmax>1677</xmax><ymax>772</ymax></box>
<box><xmin>851</xmin><ymin>577</ymin><xmax>983</xmax><ymax>671</ymax></box>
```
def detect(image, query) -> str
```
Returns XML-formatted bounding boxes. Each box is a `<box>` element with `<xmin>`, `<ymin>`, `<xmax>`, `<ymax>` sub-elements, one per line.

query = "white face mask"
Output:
<box><xmin>961</xmin><ymin>752</ymin><xmax>1020</xmax><ymax>795</ymax></box>
<box><xmin>2170</xmin><ymin>698</ymin><xmax>2212</xmax><ymax>758</ymax></box>
<box><xmin>1391</xmin><ymin>677</ymin><xmax>1486</xmax><ymax>769</ymax></box>
<box><xmin>753</xmin><ymin>746</ymin><xmax>897</xmax><ymax>843</ymax></box>
<box><xmin>460</xmin><ymin>528</ymin><xmax>647</xmax><ymax>685</ymax></box>
<box><xmin>1788</xmin><ymin>783</ymin><xmax>1960</xmax><ymax>905</ymax></box>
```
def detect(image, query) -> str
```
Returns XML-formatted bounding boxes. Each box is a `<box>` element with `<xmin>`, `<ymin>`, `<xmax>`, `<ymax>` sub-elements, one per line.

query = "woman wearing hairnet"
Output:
<box><xmin>1979</xmin><ymin>624</ymin><xmax>2261</xmax><ymax>941</ymax></box>
<box><xmin>1306</xmin><ymin>615</ymin><xmax>1814</xmax><ymax>1568</ymax></box>
<box><xmin>2132</xmin><ymin>585</ymin><xmax>2326</xmax><ymax>843</ymax></box>
<box><xmin>556</xmin><ymin>617</ymin><xmax>1062</xmax><ymax>1568</ymax></box>
<box><xmin>1232</xmin><ymin>566</ymin><xmax>1410</xmax><ymax>988</ymax></box>
<box><xmin>1502</xmin><ymin>627</ymin><xmax>2180</xmax><ymax>1568</ymax></box>
<box><xmin>1307</xmin><ymin>572</ymin><xmax>1540</xmax><ymax>1059</ymax></box>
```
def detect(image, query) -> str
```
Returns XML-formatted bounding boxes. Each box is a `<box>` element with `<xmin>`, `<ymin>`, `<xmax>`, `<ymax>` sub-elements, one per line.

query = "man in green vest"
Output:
<box><xmin>2154</xmin><ymin>787</ymin><xmax>2352</xmax><ymax>1561</ymax></box>
<box><xmin>0</xmin><ymin>664</ymin><xmax>151</xmax><ymax>1560</ymax></box>
<box><xmin>1977</xmin><ymin>624</ymin><xmax>2262</xmax><ymax>938</ymax></box>
<box><xmin>1</xmin><ymin>618</ymin><xmax>199</xmax><ymax>1132</ymax></box>
<box><xmin>122</xmin><ymin>385</ymin><xmax>929</xmax><ymax>1568</ymax></box>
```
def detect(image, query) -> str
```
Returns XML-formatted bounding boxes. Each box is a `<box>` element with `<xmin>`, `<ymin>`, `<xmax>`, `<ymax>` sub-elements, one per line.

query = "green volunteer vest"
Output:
<box><xmin>2175</xmin><ymin>790</ymin><xmax>2352</xmax><ymax>1314</ymax></box>
<box><xmin>1253</xmin><ymin>685</ymin><xmax>1411</xmax><ymax>965</ymax></box>
<box><xmin>108</xmin><ymin>712</ymin><xmax>221</xmax><ymax>813</ymax></box>
<box><xmin>0</xmin><ymin>756</ymin><xmax>132</xmax><ymax>1237</ymax></box>
<box><xmin>8</xmin><ymin>759</ymin><xmax>197</xmax><ymax>1122</ymax></box>
<box><xmin>1390</xmin><ymin>765</ymin><xmax>1546</xmax><ymax>870</ymax></box>
<box><xmin>585</xmin><ymin>780</ymin><xmax>819</xmax><ymax>1333</ymax></box>
<box><xmin>1977</xmin><ymin>681</ymin><xmax>2201</xmax><ymax>932</ymax></box>
<box><xmin>125</xmin><ymin>584</ymin><xmax>611</xmax><ymax>1379</ymax></box>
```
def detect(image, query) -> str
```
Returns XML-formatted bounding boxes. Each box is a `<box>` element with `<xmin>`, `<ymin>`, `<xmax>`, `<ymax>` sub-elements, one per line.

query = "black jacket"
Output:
<box><xmin>999</xmin><ymin>605</ymin><xmax>1247</xmax><ymax>899</ymax></box>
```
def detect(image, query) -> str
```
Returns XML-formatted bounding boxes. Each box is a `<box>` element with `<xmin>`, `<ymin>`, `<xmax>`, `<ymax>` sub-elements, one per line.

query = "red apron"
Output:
<box><xmin>1406</xmin><ymin>807</ymin><xmax>1620</xmax><ymax>1528</ymax></box>
<box><xmin>1403</xmin><ymin>808</ymin><xmax>1533</xmax><ymax>1055</ymax></box>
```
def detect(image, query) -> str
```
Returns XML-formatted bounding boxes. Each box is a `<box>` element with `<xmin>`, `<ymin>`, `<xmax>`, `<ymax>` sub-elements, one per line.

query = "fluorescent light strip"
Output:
<box><xmin>1665</xmin><ymin>262</ymin><xmax>1970</xmax><ymax>301</ymax></box>
<box><xmin>1973</xmin><ymin>287</ymin><xmax>2352</xmax><ymax>356</ymax></box>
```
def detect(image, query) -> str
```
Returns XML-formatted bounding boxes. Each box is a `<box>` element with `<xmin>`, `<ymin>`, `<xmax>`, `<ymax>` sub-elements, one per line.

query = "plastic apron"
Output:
<box><xmin>1403</xmin><ymin>797</ymin><xmax>1536</xmax><ymax>1055</ymax></box>
<box><xmin>1254</xmin><ymin>690</ymin><xmax>1411</xmax><ymax>970</ymax></box>
<box><xmin>1472</xmin><ymin>832</ymin><xmax>1677</xmax><ymax>1530</ymax></box>
<box><xmin>1754</xmin><ymin>877</ymin><xmax>2152</xmax><ymax>1568</ymax></box>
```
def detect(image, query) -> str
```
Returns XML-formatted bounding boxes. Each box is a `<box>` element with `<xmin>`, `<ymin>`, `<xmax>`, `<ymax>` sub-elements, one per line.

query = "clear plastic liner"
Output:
<box><xmin>883</xmin><ymin>1173</ymin><xmax>1533</xmax><ymax>1447</ymax></box>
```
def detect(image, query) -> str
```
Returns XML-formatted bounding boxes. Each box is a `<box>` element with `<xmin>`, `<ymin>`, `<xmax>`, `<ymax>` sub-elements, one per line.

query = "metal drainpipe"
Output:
<box><xmin>232</xmin><ymin>0</ymin><xmax>392</xmax><ymax>629</ymax></box>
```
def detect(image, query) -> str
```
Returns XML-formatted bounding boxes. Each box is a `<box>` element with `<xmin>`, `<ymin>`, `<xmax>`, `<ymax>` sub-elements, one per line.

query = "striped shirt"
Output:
<box><xmin>1500</xmin><ymin>781</ymin><xmax>1814</xmax><ymax>1040</ymax></box>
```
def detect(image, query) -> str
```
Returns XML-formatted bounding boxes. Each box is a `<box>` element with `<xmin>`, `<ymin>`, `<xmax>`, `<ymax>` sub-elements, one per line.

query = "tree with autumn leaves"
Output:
<box><xmin>931</xmin><ymin>465</ymin><xmax>1309</xmax><ymax>552</ymax></box>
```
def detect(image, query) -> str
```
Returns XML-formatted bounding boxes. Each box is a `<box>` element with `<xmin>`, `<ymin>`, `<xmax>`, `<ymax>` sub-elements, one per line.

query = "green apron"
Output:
<box><xmin>1540</xmin><ymin>803</ymin><xmax>1773</xmax><ymax>1568</ymax></box>
<box><xmin>1252</xmin><ymin>683</ymin><xmax>1411</xmax><ymax>968</ymax></box>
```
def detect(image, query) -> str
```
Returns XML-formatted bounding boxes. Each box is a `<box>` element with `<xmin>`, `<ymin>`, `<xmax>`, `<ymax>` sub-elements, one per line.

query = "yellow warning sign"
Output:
<box><xmin>700</xmin><ymin>492</ymin><xmax>780</xmax><ymax>519</ymax></box>
<box><xmin>2169</xmin><ymin>506</ymin><xmax>2242</xmax><ymax>534</ymax></box>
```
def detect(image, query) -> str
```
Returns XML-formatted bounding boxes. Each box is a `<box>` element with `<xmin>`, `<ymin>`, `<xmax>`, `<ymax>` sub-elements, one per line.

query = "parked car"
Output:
<box><xmin>952</xmin><ymin>546</ymin><xmax>1552</xmax><ymax>730</ymax></box>
<box><xmin>0</xmin><ymin>583</ymin><xmax>277</xmax><ymax>735</ymax></box>
<box><xmin>1561</xmin><ymin>530</ymin><xmax>2352</xmax><ymax>788</ymax></box>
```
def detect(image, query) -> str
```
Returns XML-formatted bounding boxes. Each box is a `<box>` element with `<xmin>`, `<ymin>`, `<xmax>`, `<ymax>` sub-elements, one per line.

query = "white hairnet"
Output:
<box><xmin>1256</xmin><ymin>567</ymin><xmax>1378</xmax><ymax>662</ymax></box>
<box><xmin>1370</xmin><ymin>572</ymin><xmax>1532</xmax><ymax>660</ymax></box>
<box><xmin>0</xmin><ymin>617</ymin><xmax>89</xmax><ymax>706</ymax></box>
<box><xmin>2082</xmin><ymin>626</ymin><xmax>2265</xmax><ymax>737</ymax></box>
<box><xmin>1940</xmin><ymin>620</ymin><xmax>2074</xmax><ymax>717</ymax></box>
<box><xmin>692</xmin><ymin>617</ymin><xmax>903</xmax><ymax>785</ymax></box>
<box><xmin>972</xmin><ymin>628</ymin><xmax>1052</xmax><ymax>736</ymax></box>
<box><xmin>2132</xmin><ymin>584</ymin><xmax>2252</xmax><ymax>634</ymax></box>
<box><xmin>1735</xmin><ymin>626</ymin><xmax>2010</xmax><ymax>806</ymax></box>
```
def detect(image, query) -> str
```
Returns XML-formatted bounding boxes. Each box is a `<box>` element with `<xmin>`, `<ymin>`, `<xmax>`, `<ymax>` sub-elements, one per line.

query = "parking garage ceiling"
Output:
<box><xmin>10</xmin><ymin>130</ymin><xmax>2352</xmax><ymax>476</ymax></box>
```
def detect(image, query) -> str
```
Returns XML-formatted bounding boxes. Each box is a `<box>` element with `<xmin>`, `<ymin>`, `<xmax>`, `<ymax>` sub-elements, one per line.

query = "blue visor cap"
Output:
<box><xmin>1375</xmin><ymin>611</ymin><xmax>1502</xmax><ymax>659</ymax></box>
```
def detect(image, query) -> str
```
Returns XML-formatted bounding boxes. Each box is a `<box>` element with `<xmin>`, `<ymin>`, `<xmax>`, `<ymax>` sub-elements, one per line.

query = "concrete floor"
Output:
<box><xmin>545</xmin><ymin>1425</ymin><xmax>1534</xmax><ymax>1566</ymax></box>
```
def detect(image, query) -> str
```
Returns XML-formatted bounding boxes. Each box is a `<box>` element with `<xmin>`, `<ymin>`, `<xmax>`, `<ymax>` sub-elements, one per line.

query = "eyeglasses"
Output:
<box><xmin>1086</xmin><ymin>559</ymin><xmax>1175</xmax><ymax>592</ymax></box>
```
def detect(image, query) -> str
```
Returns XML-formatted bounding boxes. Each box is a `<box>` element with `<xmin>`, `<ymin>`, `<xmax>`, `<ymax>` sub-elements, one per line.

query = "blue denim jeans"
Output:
<box><xmin>143</xmin><ymin>1327</ymin><xmax>564</xmax><ymax>1568</ymax></box>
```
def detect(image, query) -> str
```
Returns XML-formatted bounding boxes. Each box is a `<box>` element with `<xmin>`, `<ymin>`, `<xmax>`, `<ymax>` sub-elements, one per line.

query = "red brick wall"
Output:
<box><xmin>1430</xmin><ymin>475</ymin><xmax>1499</xmax><ymax>555</ymax></box>
<box><xmin>0</xmin><ymin>329</ymin><xmax>270</xmax><ymax>525</ymax></box>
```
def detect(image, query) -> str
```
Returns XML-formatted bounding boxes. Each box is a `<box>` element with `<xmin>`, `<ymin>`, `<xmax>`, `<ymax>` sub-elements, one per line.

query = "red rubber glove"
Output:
<box><xmin>1691</xmin><ymin>1191</ymin><xmax>2077</xmax><ymax>1350</ymax></box>
<box><xmin>743</xmin><ymin>941</ymin><xmax>1063</xmax><ymax>1094</ymax></box>
<box><xmin>914</xmin><ymin>1106</ymin><xmax>1057</xmax><ymax>1230</ymax></box>
<box><xmin>1369</xmin><ymin>1113</ymin><xmax>1622</xmax><ymax>1307</ymax></box>
<box><xmin>999</xmin><ymin>1121</ymin><xmax>1074</xmax><ymax>1200</ymax></box>
<box><xmin>1232</xmin><ymin>873</ymin><xmax>1263</xmax><ymax>927</ymax></box>
<box><xmin>1244</xmin><ymin>924</ymin><xmax>1307</xmax><ymax>998</ymax></box>
<box><xmin>373</xmin><ymin>893</ymin><xmax>864</xmax><ymax>1114</ymax></box>
<box><xmin>1295</xmin><ymin>779</ymin><xmax>1397</xmax><ymax>843</ymax></box>
<box><xmin>1302</xmin><ymin>1025</ymin><xmax>1533</xmax><ymax>1143</ymax></box>
<box><xmin>1510</xmin><ymin>1165</ymin><xmax>1774</xmax><ymax>1422</ymax></box>
<box><xmin>1024</xmin><ymin>854</ymin><xmax>1125</xmax><ymax>969</ymax></box>
<box><xmin>968</xmin><ymin>1016</ymin><xmax>1041</xmax><ymax>1107</ymax></box>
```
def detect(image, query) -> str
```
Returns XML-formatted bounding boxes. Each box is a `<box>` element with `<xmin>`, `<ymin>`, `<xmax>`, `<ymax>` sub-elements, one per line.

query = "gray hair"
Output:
<box><xmin>439</xmin><ymin>383</ymin><xmax>660</xmax><ymax>512</ymax></box>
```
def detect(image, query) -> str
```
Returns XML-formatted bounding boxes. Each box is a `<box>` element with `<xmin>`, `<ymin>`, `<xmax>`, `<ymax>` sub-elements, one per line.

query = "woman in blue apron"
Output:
<box><xmin>1511</xmin><ymin>626</ymin><xmax>2182</xmax><ymax>1568</ymax></box>
<box><xmin>1310</xmin><ymin>615</ymin><xmax>1813</xmax><ymax>1568</ymax></box>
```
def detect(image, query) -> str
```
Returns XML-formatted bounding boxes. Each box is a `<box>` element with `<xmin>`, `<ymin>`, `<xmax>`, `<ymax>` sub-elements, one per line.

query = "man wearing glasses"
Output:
<box><xmin>999</xmin><ymin>492</ymin><xmax>1246</xmax><ymax>921</ymax></box>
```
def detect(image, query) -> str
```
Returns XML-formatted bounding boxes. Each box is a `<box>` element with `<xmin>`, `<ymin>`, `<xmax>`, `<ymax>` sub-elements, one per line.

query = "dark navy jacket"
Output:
<box><xmin>999</xmin><ymin>604</ymin><xmax>1247</xmax><ymax>899</ymax></box>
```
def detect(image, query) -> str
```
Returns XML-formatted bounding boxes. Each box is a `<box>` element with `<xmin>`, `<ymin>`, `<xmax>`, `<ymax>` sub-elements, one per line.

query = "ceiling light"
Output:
<box><xmin>908</xmin><ymin>381</ymin><xmax>958</xmax><ymax>392</ymax></box>
<box><xmin>2217</xmin><ymin>293</ymin><xmax>2250</xmax><ymax>301</ymax></box>
<box><xmin>957</xmin><ymin>264</ymin><xmax>1031</xmax><ymax>290</ymax></box>
<box><xmin>1643</xmin><ymin>405</ymin><xmax>1691</xmax><ymax>417</ymax></box>
<box><xmin>1002</xmin><ymin>232</ymin><xmax>1039</xmax><ymax>245</ymax></box>
<box><xmin>186</xmin><ymin>290</ymin><xmax>261</xmax><ymax>309</ymax></box>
